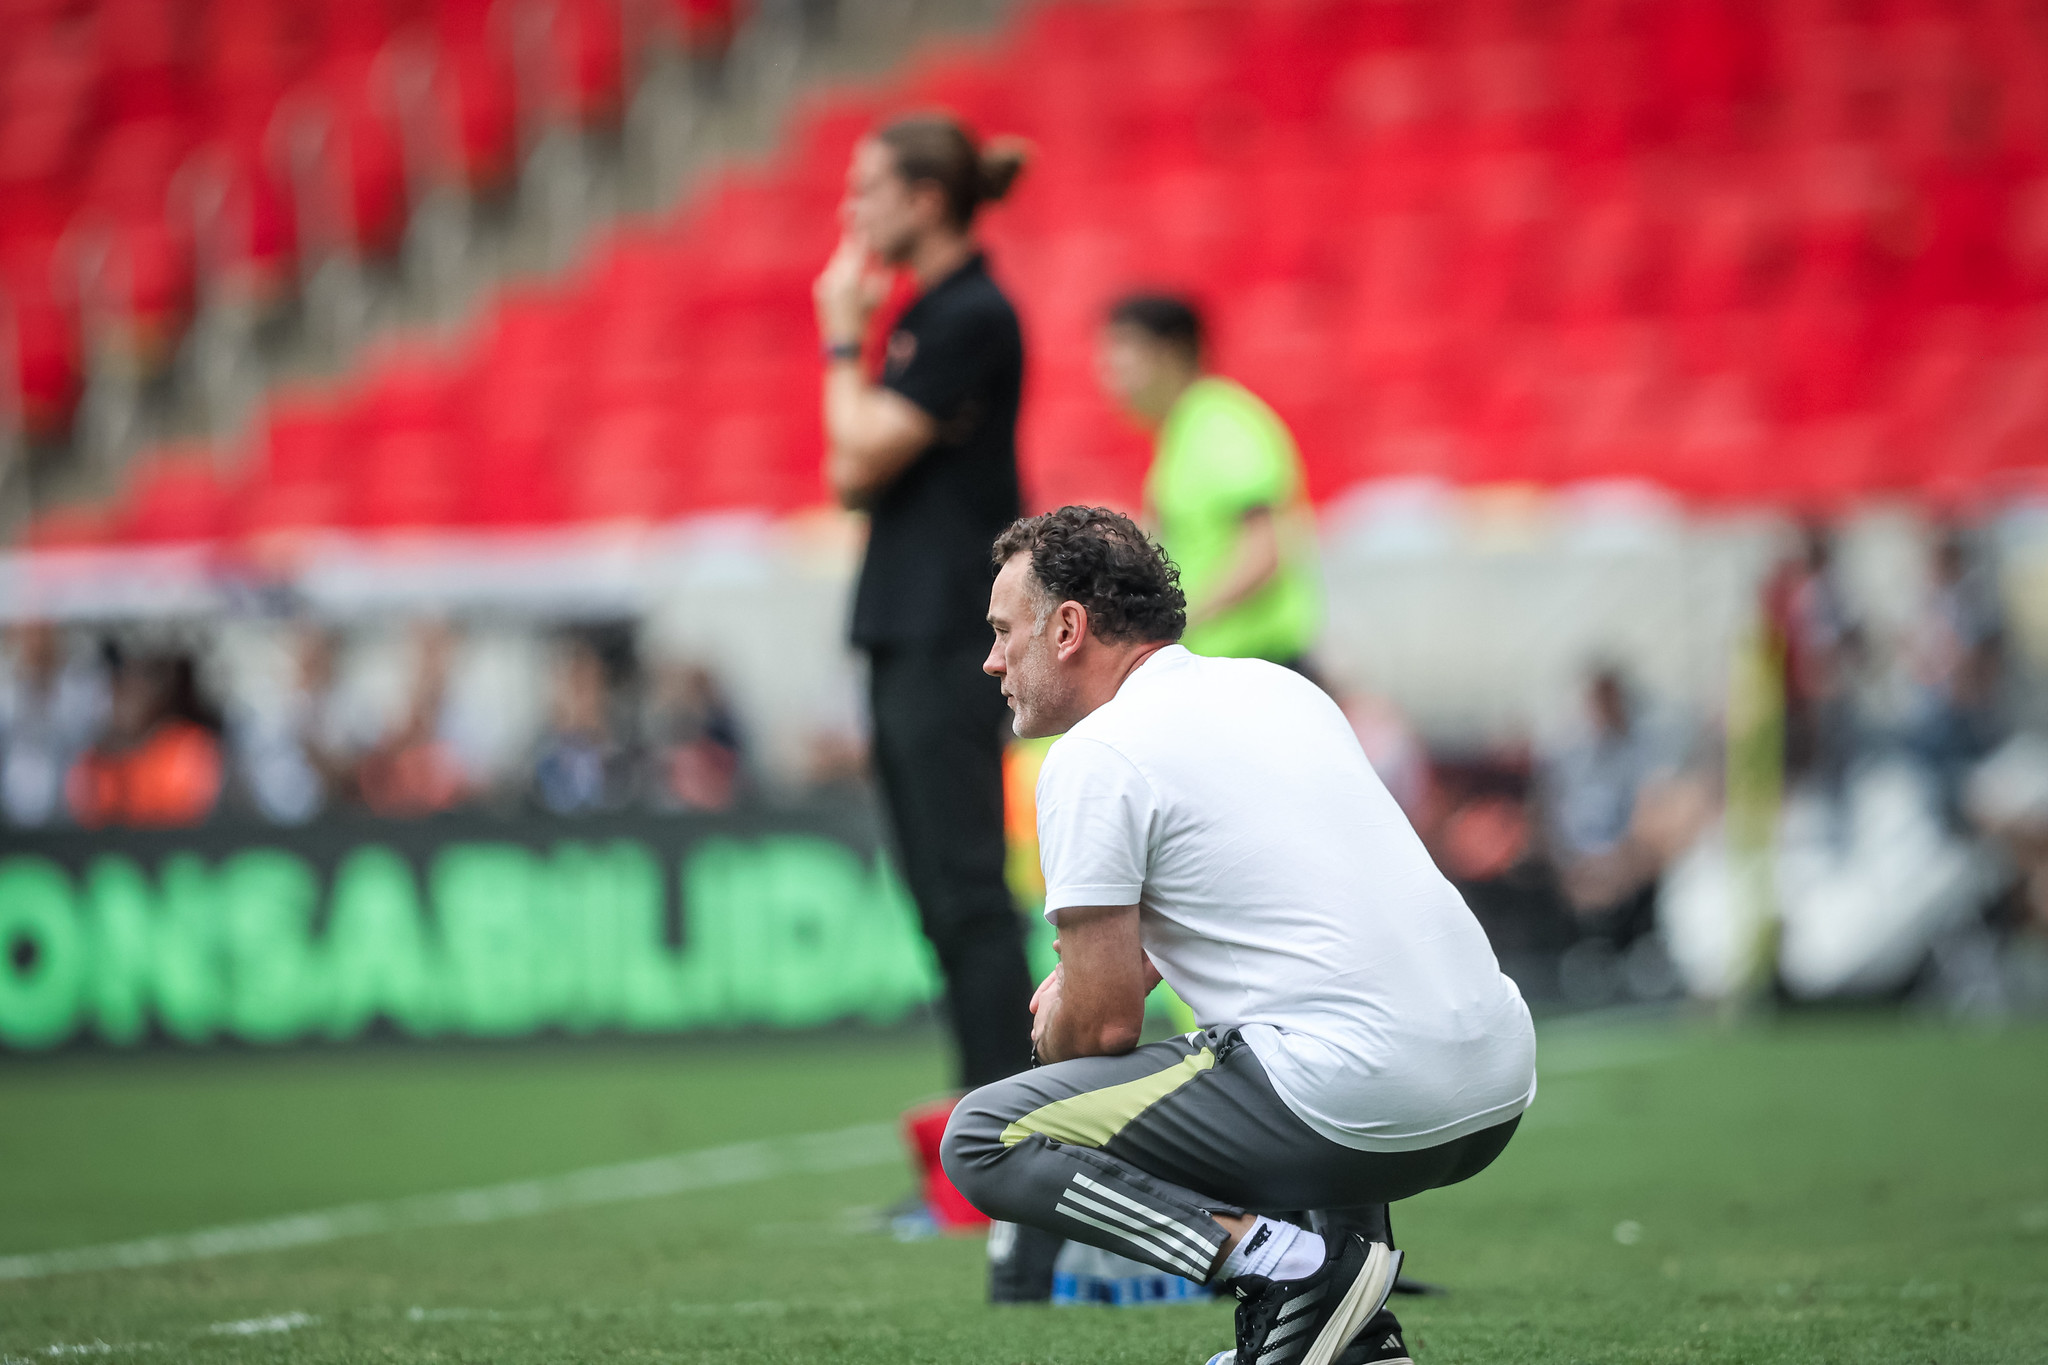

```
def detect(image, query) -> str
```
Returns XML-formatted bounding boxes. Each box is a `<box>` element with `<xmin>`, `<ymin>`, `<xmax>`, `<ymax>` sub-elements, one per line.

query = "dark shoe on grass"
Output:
<box><xmin>1333</xmin><ymin>1308</ymin><xmax>1411</xmax><ymax>1365</ymax></box>
<box><xmin>1218</xmin><ymin>1235</ymin><xmax>1402</xmax><ymax>1365</ymax></box>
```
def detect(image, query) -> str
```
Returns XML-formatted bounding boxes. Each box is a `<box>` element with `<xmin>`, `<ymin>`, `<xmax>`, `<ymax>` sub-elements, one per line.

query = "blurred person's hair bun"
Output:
<box><xmin>976</xmin><ymin>136</ymin><xmax>1031</xmax><ymax>204</ymax></box>
<box><xmin>877</xmin><ymin>113</ymin><xmax>1028</xmax><ymax>228</ymax></box>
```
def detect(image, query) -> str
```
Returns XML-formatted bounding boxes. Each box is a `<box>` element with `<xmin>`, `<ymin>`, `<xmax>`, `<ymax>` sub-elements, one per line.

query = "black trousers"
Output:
<box><xmin>867</xmin><ymin>637</ymin><xmax>1036</xmax><ymax>1091</ymax></box>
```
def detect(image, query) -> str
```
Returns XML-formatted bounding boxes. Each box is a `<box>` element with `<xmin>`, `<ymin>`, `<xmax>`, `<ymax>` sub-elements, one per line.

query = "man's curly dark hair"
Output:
<box><xmin>990</xmin><ymin>506</ymin><xmax>1187</xmax><ymax>644</ymax></box>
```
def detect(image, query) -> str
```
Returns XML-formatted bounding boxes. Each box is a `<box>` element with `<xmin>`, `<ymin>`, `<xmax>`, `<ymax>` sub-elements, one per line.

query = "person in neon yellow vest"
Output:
<box><xmin>1097</xmin><ymin>294</ymin><xmax>1323</xmax><ymax>672</ymax></box>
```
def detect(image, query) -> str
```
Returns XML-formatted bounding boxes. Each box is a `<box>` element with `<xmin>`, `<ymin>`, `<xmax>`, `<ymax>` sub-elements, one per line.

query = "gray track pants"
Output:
<box><xmin>942</xmin><ymin>1028</ymin><xmax>1519</xmax><ymax>1283</ymax></box>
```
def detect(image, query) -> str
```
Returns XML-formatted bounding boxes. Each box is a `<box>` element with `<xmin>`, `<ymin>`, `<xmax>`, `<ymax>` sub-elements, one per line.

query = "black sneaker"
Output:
<box><xmin>1207</xmin><ymin>1308</ymin><xmax>1411</xmax><ymax>1365</ymax></box>
<box><xmin>1216</xmin><ymin>1236</ymin><xmax>1402</xmax><ymax>1365</ymax></box>
<box><xmin>1333</xmin><ymin>1308</ymin><xmax>1411</xmax><ymax>1365</ymax></box>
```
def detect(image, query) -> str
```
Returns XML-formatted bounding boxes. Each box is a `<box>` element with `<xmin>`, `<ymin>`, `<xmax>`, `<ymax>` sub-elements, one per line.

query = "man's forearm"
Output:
<box><xmin>1187</xmin><ymin>508</ymin><xmax>1281</xmax><ymax>628</ymax></box>
<box><xmin>1029</xmin><ymin>906</ymin><xmax>1150</xmax><ymax>1063</ymax></box>
<box><xmin>1191</xmin><ymin>556</ymin><xmax>1279</xmax><ymax>627</ymax></box>
<box><xmin>823</xmin><ymin>364</ymin><xmax>880</xmax><ymax>507</ymax></box>
<box><xmin>1037</xmin><ymin>987</ymin><xmax>1143</xmax><ymax>1063</ymax></box>
<box><xmin>821</xmin><ymin>364</ymin><xmax>931</xmax><ymax>509</ymax></box>
<box><xmin>1037</xmin><ymin>1001</ymin><xmax>1090</xmax><ymax>1066</ymax></box>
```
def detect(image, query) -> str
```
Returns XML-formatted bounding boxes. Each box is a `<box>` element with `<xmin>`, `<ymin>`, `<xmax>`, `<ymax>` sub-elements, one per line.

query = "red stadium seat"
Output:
<box><xmin>433</xmin><ymin>4</ymin><xmax>520</xmax><ymax>193</ymax></box>
<box><xmin>118</xmin><ymin>450</ymin><xmax>233</xmax><ymax>542</ymax></box>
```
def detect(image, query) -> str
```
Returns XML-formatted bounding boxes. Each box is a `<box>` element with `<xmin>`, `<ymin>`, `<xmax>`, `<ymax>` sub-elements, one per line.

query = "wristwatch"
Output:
<box><xmin>821</xmin><ymin>339</ymin><xmax>862</xmax><ymax>363</ymax></box>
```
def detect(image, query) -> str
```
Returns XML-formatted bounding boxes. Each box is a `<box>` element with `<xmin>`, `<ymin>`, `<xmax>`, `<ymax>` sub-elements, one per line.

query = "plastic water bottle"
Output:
<box><xmin>1050</xmin><ymin>1239</ymin><xmax>1213</xmax><ymax>1306</ymax></box>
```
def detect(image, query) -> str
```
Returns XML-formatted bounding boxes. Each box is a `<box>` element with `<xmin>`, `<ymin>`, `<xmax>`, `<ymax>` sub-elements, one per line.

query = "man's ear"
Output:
<box><xmin>1054</xmin><ymin>601</ymin><xmax>1090</xmax><ymax>662</ymax></box>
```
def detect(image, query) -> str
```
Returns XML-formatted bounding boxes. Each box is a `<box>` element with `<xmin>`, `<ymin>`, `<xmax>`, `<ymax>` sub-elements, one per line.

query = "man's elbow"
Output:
<box><xmin>1090</xmin><ymin>1018</ymin><xmax>1144</xmax><ymax>1057</ymax></box>
<box><xmin>1246</xmin><ymin>544</ymin><xmax>1282</xmax><ymax>588</ymax></box>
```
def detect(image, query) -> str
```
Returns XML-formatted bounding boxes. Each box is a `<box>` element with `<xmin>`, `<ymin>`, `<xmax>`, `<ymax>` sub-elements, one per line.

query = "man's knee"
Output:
<box><xmin>941</xmin><ymin>1077</ymin><xmax>1027</xmax><ymax>1215</ymax></box>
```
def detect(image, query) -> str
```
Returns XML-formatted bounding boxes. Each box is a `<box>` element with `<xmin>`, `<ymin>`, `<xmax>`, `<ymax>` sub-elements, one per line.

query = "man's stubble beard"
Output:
<box><xmin>1009</xmin><ymin>644</ymin><xmax>1079</xmax><ymax>740</ymax></box>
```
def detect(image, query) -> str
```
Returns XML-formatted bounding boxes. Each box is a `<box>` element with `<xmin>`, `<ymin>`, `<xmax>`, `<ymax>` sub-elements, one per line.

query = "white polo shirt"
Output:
<box><xmin>1036</xmin><ymin>645</ymin><xmax>1536</xmax><ymax>1153</ymax></box>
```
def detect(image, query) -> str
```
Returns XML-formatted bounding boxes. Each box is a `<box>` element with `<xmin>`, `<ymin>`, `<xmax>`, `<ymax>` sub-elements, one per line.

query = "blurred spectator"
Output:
<box><xmin>68</xmin><ymin>646</ymin><xmax>223</xmax><ymax>828</ymax></box>
<box><xmin>1904</xmin><ymin>528</ymin><xmax>2009</xmax><ymax>821</ymax></box>
<box><xmin>1538</xmin><ymin>668</ymin><xmax>1665</xmax><ymax>934</ymax></box>
<box><xmin>533</xmin><ymin>636</ymin><xmax>635</xmax><ymax>814</ymax></box>
<box><xmin>233</xmin><ymin>626</ymin><xmax>365</xmax><ymax>825</ymax></box>
<box><xmin>1437</xmin><ymin>786</ymin><xmax>1532</xmax><ymax>885</ymax></box>
<box><xmin>1424</xmin><ymin>746</ymin><xmax>1535</xmax><ymax>885</ymax></box>
<box><xmin>355</xmin><ymin>621</ymin><xmax>476</xmax><ymax>817</ymax></box>
<box><xmin>1967</xmin><ymin>735</ymin><xmax>2048</xmax><ymax>944</ymax></box>
<box><xmin>0</xmin><ymin>622</ymin><xmax>109</xmax><ymax>827</ymax></box>
<box><xmin>802</xmin><ymin>728</ymin><xmax>870</xmax><ymax>790</ymax></box>
<box><xmin>645</xmin><ymin>661</ymin><xmax>743</xmax><ymax>811</ymax></box>
<box><xmin>1762</xmin><ymin>524</ymin><xmax>1858</xmax><ymax>794</ymax></box>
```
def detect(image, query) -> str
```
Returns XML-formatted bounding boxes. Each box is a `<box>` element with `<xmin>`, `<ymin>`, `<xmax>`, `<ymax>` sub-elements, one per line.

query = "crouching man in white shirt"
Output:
<box><xmin>943</xmin><ymin>507</ymin><xmax>1536</xmax><ymax>1365</ymax></box>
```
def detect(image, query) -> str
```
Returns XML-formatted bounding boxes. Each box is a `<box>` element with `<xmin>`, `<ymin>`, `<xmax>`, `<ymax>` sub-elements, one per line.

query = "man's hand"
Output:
<box><xmin>813</xmin><ymin>236</ymin><xmax>886</xmax><ymax>346</ymax></box>
<box><xmin>815</xmin><ymin>235</ymin><xmax>933</xmax><ymax>509</ymax></box>
<box><xmin>1029</xmin><ymin>963</ymin><xmax>1062</xmax><ymax>1055</ymax></box>
<box><xmin>1030</xmin><ymin>905</ymin><xmax>1150</xmax><ymax>1064</ymax></box>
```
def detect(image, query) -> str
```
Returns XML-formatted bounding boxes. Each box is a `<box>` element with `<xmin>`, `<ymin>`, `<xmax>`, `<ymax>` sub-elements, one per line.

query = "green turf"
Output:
<box><xmin>2</xmin><ymin>1017</ymin><xmax>2044</xmax><ymax>1363</ymax></box>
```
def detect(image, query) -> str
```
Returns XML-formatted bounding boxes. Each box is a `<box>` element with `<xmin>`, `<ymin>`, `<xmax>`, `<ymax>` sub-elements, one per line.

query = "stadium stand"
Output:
<box><xmin>0</xmin><ymin>0</ymin><xmax>727</xmax><ymax>449</ymax></box>
<box><xmin>15</xmin><ymin>0</ymin><xmax>2048</xmax><ymax>547</ymax></box>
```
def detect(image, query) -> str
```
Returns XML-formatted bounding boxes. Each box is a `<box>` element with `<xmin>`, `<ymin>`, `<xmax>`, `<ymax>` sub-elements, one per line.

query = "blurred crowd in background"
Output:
<box><xmin>1342</xmin><ymin>514</ymin><xmax>2048</xmax><ymax>1012</ymax></box>
<box><xmin>0</xmin><ymin>613</ymin><xmax>748</xmax><ymax>825</ymax></box>
<box><xmin>6</xmin><ymin>509</ymin><xmax>2046</xmax><ymax>1013</ymax></box>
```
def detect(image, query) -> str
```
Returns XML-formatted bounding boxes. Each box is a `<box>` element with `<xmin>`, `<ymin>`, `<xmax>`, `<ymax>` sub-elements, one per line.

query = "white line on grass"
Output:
<box><xmin>405</xmin><ymin>1307</ymin><xmax>518</xmax><ymax>1323</ymax></box>
<box><xmin>208</xmin><ymin>1314</ymin><xmax>315</xmax><ymax>1336</ymax></box>
<box><xmin>0</xmin><ymin>1122</ymin><xmax>899</xmax><ymax>1283</ymax></box>
<box><xmin>18</xmin><ymin>1344</ymin><xmax>154</xmax><ymax>1358</ymax></box>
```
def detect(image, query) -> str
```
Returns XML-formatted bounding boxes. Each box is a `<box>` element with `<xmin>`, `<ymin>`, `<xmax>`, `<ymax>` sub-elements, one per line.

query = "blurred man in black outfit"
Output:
<box><xmin>814</xmin><ymin>113</ymin><xmax>1035</xmax><ymax>1097</ymax></box>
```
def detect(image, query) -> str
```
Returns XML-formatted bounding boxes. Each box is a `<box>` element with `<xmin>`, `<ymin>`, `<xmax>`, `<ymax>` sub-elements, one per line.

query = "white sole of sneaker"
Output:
<box><xmin>1298</xmin><ymin>1244</ymin><xmax>1402</xmax><ymax>1365</ymax></box>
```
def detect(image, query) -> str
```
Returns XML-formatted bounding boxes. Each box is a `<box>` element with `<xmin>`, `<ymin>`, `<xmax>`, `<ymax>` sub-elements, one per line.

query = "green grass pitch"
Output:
<box><xmin>2</xmin><ymin>1016</ymin><xmax>2044</xmax><ymax>1363</ymax></box>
